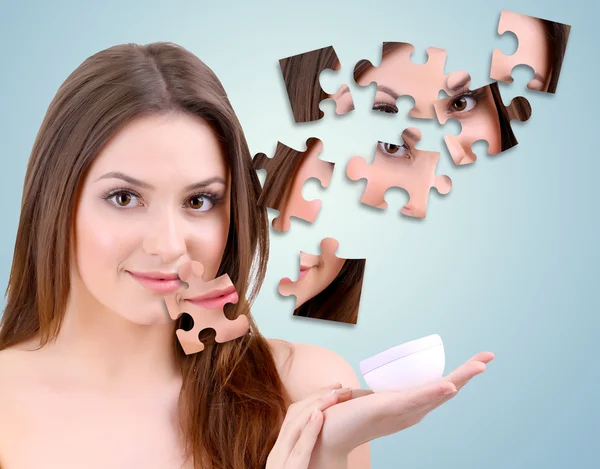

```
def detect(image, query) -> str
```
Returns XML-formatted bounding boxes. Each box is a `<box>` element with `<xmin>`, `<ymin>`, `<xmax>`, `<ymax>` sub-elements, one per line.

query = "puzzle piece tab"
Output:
<box><xmin>280</xmin><ymin>45</ymin><xmax>354</xmax><ymax>122</ymax></box>
<box><xmin>434</xmin><ymin>73</ymin><xmax>532</xmax><ymax>165</ymax></box>
<box><xmin>278</xmin><ymin>237</ymin><xmax>365</xmax><ymax>325</ymax></box>
<box><xmin>253</xmin><ymin>138</ymin><xmax>334</xmax><ymax>232</ymax></box>
<box><xmin>346</xmin><ymin>128</ymin><xmax>452</xmax><ymax>218</ymax></box>
<box><xmin>490</xmin><ymin>10</ymin><xmax>571</xmax><ymax>94</ymax></box>
<box><xmin>353</xmin><ymin>42</ymin><xmax>464</xmax><ymax>119</ymax></box>
<box><xmin>164</xmin><ymin>261</ymin><xmax>248</xmax><ymax>355</ymax></box>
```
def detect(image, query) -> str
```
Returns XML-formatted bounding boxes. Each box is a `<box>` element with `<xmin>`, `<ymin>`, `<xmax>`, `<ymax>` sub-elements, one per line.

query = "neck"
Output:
<box><xmin>50</xmin><ymin>280</ymin><xmax>181</xmax><ymax>390</ymax></box>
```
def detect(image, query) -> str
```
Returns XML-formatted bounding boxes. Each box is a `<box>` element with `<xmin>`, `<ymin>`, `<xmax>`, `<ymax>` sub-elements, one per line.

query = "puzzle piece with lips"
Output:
<box><xmin>433</xmin><ymin>72</ymin><xmax>532</xmax><ymax>165</ymax></box>
<box><xmin>278</xmin><ymin>237</ymin><xmax>365</xmax><ymax>325</ymax></box>
<box><xmin>253</xmin><ymin>137</ymin><xmax>334</xmax><ymax>232</ymax></box>
<box><xmin>279</xmin><ymin>45</ymin><xmax>354</xmax><ymax>123</ymax></box>
<box><xmin>352</xmin><ymin>42</ymin><xmax>468</xmax><ymax>120</ymax></box>
<box><xmin>164</xmin><ymin>261</ymin><xmax>248</xmax><ymax>355</ymax></box>
<box><xmin>345</xmin><ymin>128</ymin><xmax>452</xmax><ymax>219</ymax></box>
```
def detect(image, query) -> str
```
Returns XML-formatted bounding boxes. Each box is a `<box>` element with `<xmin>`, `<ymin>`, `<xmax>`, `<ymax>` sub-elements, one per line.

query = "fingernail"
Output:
<box><xmin>310</xmin><ymin>408</ymin><xmax>319</xmax><ymax>420</ymax></box>
<box><xmin>331</xmin><ymin>382</ymin><xmax>342</xmax><ymax>388</ymax></box>
<box><xmin>444</xmin><ymin>387</ymin><xmax>458</xmax><ymax>396</ymax></box>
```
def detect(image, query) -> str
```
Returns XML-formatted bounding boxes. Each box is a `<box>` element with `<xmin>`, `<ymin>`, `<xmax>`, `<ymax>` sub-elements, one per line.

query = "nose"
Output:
<box><xmin>142</xmin><ymin>208</ymin><xmax>187</xmax><ymax>263</ymax></box>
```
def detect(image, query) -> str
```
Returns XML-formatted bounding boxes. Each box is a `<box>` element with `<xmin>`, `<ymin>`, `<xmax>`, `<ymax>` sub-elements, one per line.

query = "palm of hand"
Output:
<box><xmin>312</xmin><ymin>352</ymin><xmax>494</xmax><ymax>460</ymax></box>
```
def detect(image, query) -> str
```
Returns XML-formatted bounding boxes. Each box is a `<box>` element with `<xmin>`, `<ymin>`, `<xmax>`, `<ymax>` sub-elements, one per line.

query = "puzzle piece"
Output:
<box><xmin>434</xmin><ymin>73</ymin><xmax>532</xmax><ymax>165</ymax></box>
<box><xmin>164</xmin><ymin>261</ymin><xmax>248</xmax><ymax>355</ymax></box>
<box><xmin>346</xmin><ymin>128</ymin><xmax>452</xmax><ymax>218</ymax></box>
<box><xmin>353</xmin><ymin>42</ymin><xmax>465</xmax><ymax>119</ymax></box>
<box><xmin>253</xmin><ymin>137</ymin><xmax>334</xmax><ymax>232</ymax></box>
<box><xmin>490</xmin><ymin>10</ymin><xmax>571</xmax><ymax>94</ymax></box>
<box><xmin>278</xmin><ymin>237</ymin><xmax>365</xmax><ymax>325</ymax></box>
<box><xmin>279</xmin><ymin>45</ymin><xmax>354</xmax><ymax>123</ymax></box>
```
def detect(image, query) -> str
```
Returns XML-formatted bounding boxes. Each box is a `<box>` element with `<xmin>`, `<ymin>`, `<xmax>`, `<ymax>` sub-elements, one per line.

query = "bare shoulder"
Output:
<box><xmin>266</xmin><ymin>338</ymin><xmax>361</xmax><ymax>403</ymax></box>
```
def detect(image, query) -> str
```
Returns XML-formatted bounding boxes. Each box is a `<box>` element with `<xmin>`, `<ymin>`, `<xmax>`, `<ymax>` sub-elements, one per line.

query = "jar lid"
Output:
<box><xmin>359</xmin><ymin>334</ymin><xmax>443</xmax><ymax>375</ymax></box>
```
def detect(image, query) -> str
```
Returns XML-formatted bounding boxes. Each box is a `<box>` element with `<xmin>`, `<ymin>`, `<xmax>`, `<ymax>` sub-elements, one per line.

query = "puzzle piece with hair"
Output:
<box><xmin>278</xmin><ymin>237</ymin><xmax>365</xmax><ymax>325</ymax></box>
<box><xmin>346</xmin><ymin>128</ymin><xmax>452</xmax><ymax>218</ymax></box>
<box><xmin>433</xmin><ymin>72</ymin><xmax>532</xmax><ymax>165</ymax></box>
<box><xmin>279</xmin><ymin>45</ymin><xmax>354</xmax><ymax>122</ymax></box>
<box><xmin>253</xmin><ymin>137</ymin><xmax>334</xmax><ymax>232</ymax></box>
<box><xmin>164</xmin><ymin>261</ymin><xmax>248</xmax><ymax>355</ymax></box>
<box><xmin>353</xmin><ymin>42</ymin><xmax>468</xmax><ymax>119</ymax></box>
<box><xmin>490</xmin><ymin>10</ymin><xmax>571</xmax><ymax>94</ymax></box>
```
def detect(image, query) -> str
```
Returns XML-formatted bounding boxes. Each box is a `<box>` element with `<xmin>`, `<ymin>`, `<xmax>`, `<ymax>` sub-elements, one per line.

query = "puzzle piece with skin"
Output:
<box><xmin>278</xmin><ymin>237</ymin><xmax>364</xmax><ymax>325</ymax></box>
<box><xmin>490</xmin><ymin>10</ymin><xmax>571</xmax><ymax>94</ymax></box>
<box><xmin>164</xmin><ymin>261</ymin><xmax>248</xmax><ymax>355</ymax></box>
<box><xmin>346</xmin><ymin>128</ymin><xmax>452</xmax><ymax>219</ymax></box>
<box><xmin>279</xmin><ymin>45</ymin><xmax>354</xmax><ymax>123</ymax></box>
<box><xmin>353</xmin><ymin>42</ymin><xmax>467</xmax><ymax>119</ymax></box>
<box><xmin>433</xmin><ymin>72</ymin><xmax>532</xmax><ymax>165</ymax></box>
<box><xmin>253</xmin><ymin>138</ymin><xmax>334</xmax><ymax>232</ymax></box>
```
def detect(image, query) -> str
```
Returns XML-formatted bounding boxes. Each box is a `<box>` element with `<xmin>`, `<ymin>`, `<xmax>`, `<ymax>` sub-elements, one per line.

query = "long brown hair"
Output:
<box><xmin>293</xmin><ymin>258</ymin><xmax>366</xmax><ymax>325</ymax></box>
<box><xmin>0</xmin><ymin>42</ymin><xmax>292</xmax><ymax>469</ymax></box>
<box><xmin>541</xmin><ymin>20</ymin><xmax>571</xmax><ymax>94</ymax></box>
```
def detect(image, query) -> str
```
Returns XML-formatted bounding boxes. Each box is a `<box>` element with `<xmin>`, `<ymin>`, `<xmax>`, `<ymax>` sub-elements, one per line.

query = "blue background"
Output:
<box><xmin>1</xmin><ymin>0</ymin><xmax>598</xmax><ymax>467</ymax></box>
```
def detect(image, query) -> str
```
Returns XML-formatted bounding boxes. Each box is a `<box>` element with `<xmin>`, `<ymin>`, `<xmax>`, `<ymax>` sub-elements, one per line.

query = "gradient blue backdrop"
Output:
<box><xmin>1</xmin><ymin>0</ymin><xmax>598</xmax><ymax>468</ymax></box>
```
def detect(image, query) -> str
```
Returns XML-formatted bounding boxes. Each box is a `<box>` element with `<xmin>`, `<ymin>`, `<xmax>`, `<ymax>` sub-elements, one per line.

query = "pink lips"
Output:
<box><xmin>187</xmin><ymin>284</ymin><xmax>239</xmax><ymax>310</ymax></box>
<box><xmin>128</xmin><ymin>271</ymin><xmax>182</xmax><ymax>294</ymax></box>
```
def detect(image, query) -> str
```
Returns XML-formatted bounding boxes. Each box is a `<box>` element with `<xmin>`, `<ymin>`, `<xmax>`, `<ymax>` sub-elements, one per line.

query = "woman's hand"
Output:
<box><xmin>266</xmin><ymin>382</ymin><xmax>357</xmax><ymax>469</ymax></box>
<box><xmin>309</xmin><ymin>351</ymin><xmax>495</xmax><ymax>468</ymax></box>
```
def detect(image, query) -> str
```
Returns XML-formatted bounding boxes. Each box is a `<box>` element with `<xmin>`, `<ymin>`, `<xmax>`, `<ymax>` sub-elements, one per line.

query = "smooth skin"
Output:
<box><xmin>0</xmin><ymin>112</ymin><xmax>493</xmax><ymax>469</ymax></box>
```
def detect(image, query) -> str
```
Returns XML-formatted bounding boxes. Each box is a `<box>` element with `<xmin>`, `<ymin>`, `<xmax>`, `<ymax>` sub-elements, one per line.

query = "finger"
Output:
<box><xmin>285</xmin><ymin>385</ymin><xmax>354</xmax><ymax>425</ymax></box>
<box><xmin>388</xmin><ymin>379</ymin><xmax>457</xmax><ymax>415</ymax></box>
<box><xmin>285</xmin><ymin>409</ymin><xmax>324</xmax><ymax>469</ymax></box>
<box><xmin>468</xmin><ymin>351</ymin><xmax>495</xmax><ymax>365</ymax></box>
<box><xmin>282</xmin><ymin>382</ymin><xmax>342</xmax><ymax>424</ymax></box>
<box><xmin>444</xmin><ymin>360</ymin><xmax>487</xmax><ymax>392</ymax></box>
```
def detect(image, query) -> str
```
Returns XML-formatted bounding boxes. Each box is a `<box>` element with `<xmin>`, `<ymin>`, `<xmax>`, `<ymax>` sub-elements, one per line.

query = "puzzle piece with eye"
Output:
<box><xmin>164</xmin><ymin>261</ymin><xmax>248</xmax><ymax>355</ymax></box>
<box><xmin>253</xmin><ymin>137</ymin><xmax>335</xmax><ymax>232</ymax></box>
<box><xmin>353</xmin><ymin>42</ymin><xmax>466</xmax><ymax>119</ymax></box>
<box><xmin>490</xmin><ymin>10</ymin><xmax>571</xmax><ymax>94</ymax></box>
<box><xmin>279</xmin><ymin>45</ymin><xmax>354</xmax><ymax>123</ymax></box>
<box><xmin>278</xmin><ymin>237</ymin><xmax>365</xmax><ymax>325</ymax></box>
<box><xmin>346</xmin><ymin>128</ymin><xmax>452</xmax><ymax>219</ymax></box>
<box><xmin>433</xmin><ymin>73</ymin><xmax>532</xmax><ymax>165</ymax></box>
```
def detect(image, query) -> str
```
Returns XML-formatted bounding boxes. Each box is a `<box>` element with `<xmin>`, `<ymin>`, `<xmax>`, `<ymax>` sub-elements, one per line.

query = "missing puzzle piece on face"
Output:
<box><xmin>164</xmin><ymin>261</ymin><xmax>248</xmax><ymax>355</ymax></box>
<box><xmin>490</xmin><ymin>10</ymin><xmax>571</xmax><ymax>94</ymax></box>
<box><xmin>253</xmin><ymin>137</ymin><xmax>334</xmax><ymax>232</ymax></box>
<box><xmin>353</xmin><ymin>42</ymin><xmax>468</xmax><ymax>119</ymax></box>
<box><xmin>345</xmin><ymin>128</ymin><xmax>452</xmax><ymax>219</ymax></box>
<box><xmin>279</xmin><ymin>45</ymin><xmax>355</xmax><ymax>123</ymax></box>
<box><xmin>433</xmin><ymin>72</ymin><xmax>532</xmax><ymax>165</ymax></box>
<box><xmin>278</xmin><ymin>237</ymin><xmax>365</xmax><ymax>325</ymax></box>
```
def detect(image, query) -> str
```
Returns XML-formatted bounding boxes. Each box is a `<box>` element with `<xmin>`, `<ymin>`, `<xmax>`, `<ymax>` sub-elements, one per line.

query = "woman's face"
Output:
<box><xmin>72</xmin><ymin>112</ymin><xmax>231</xmax><ymax>325</ymax></box>
<box><xmin>434</xmin><ymin>76</ymin><xmax>502</xmax><ymax>165</ymax></box>
<box><xmin>490</xmin><ymin>12</ymin><xmax>552</xmax><ymax>92</ymax></box>
<box><xmin>278</xmin><ymin>238</ymin><xmax>345</xmax><ymax>308</ymax></box>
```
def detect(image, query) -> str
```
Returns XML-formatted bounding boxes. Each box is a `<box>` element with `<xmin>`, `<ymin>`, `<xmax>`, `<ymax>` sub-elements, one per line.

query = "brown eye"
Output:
<box><xmin>384</xmin><ymin>143</ymin><xmax>401</xmax><ymax>154</ymax></box>
<box><xmin>451</xmin><ymin>97</ymin><xmax>467</xmax><ymax>111</ymax></box>
<box><xmin>448</xmin><ymin>95</ymin><xmax>476</xmax><ymax>114</ymax></box>
<box><xmin>115</xmin><ymin>192</ymin><xmax>132</xmax><ymax>206</ymax></box>
<box><xmin>377</xmin><ymin>141</ymin><xmax>411</xmax><ymax>159</ymax></box>
<box><xmin>189</xmin><ymin>196</ymin><xmax>204</xmax><ymax>210</ymax></box>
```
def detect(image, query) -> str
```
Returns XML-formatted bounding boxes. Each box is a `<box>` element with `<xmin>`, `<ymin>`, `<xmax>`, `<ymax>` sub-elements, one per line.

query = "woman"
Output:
<box><xmin>0</xmin><ymin>42</ymin><xmax>493</xmax><ymax>469</ymax></box>
<box><xmin>278</xmin><ymin>237</ymin><xmax>366</xmax><ymax>325</ymax></box>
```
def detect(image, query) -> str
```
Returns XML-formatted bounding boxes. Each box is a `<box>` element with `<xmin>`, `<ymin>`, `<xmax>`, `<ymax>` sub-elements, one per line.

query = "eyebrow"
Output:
<box><xmin>376</xmin><ymin>85</ymin><xmax>400</xmax><ymax>100</ymax></box>
<box><xmin>448</xmin><ymin>75</ymin><xmax>472</xmax><ymax>93</ymax></box>
<box><xmin>94</xmin><ymin>171</ymin><xmax>226</xmax><ymax>191</ymax></box>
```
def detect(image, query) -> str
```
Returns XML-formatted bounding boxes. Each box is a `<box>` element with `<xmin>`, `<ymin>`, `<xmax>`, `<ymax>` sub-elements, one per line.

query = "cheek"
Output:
<box><xmin>75</xmin><ymin>203</ymin><xmax>134</xmax><ymax>282</ymax></box>
<box><xmin>186</xmin><ymin>208</ymin><xmax>230</xmax><ymax>280</ymax></box>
